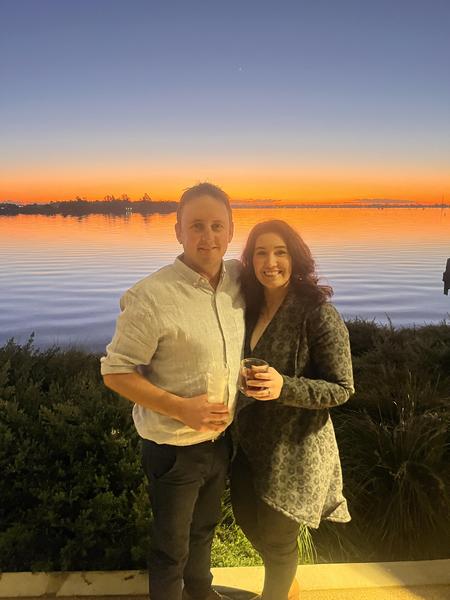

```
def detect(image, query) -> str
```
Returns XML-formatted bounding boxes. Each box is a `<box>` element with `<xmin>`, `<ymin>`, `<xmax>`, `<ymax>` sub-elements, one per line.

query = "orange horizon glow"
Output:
<box><xmin>1</xmin><ymin>162</ymin><xmax>449</xmax><ymax>205</ymax></box>
<box><xmin>0</xmin><ymin>187</ymin><xmax>446</xmax><ymax>206</ymax></box>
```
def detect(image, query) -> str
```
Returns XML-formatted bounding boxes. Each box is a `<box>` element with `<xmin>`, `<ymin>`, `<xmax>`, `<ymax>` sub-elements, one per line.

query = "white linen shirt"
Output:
<box><xmin>101</xmin><ymin>257</ymin><xmax>245</xmax><ymax>446</ymax></box>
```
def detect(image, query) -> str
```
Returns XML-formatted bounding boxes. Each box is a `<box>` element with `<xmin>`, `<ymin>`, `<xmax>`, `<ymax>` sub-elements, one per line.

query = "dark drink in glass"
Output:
<box><xmin>239</xmin><ymin>358</ymin><xmax>269</xmax><ymax>394</ymax></box>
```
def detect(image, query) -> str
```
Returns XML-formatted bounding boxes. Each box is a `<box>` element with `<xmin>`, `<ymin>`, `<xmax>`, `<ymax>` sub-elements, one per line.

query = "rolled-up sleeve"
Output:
<box><xmin>100</xmin><ymin>288</ymin><xmax>159</xmax><ymax>375</ymax></box>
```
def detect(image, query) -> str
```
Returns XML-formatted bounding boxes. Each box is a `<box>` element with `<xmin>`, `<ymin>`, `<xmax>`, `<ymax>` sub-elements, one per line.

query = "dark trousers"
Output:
<box><xmin>141</xmin><ymin>434</ymin><xmax>230</xmax><ymax>600</ymax></box>
<box><xmin>230</xmin><ymin>447</ymin><xmax>300</xmax><ymax>600</ymax></box>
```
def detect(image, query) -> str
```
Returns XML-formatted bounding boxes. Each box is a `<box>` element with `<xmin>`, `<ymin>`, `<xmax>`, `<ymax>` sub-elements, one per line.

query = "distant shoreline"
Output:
<box><xmin>0</xmin><ymin>199</ymin><xmax>448</xmax><ymax>216</ymax></box>
<box><xmin>232</xmin><ymin>203</ymin><xmax>449</xmax><ymax>209</ymax></box>
<box><xmin>0</xmin><ymin>199</ymin><xmax>178</xmax><ymax>217</ymax></box>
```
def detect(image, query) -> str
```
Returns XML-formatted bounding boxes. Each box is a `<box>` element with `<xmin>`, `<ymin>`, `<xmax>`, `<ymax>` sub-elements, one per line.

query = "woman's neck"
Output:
<box><xmin>262</xmin><ymin>284</ymin><xmax>290</xmax><ymax>316</ymax></box>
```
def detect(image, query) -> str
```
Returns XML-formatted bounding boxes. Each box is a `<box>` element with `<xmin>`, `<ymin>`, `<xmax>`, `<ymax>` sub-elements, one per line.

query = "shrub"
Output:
<box><xmin>1</xmin><ymin>319</ymin><xmax>449</xmax><ymax>570</ymax></box>
<box><xmin>0</xmin><ymin>338</ymin><xmax>150</xmax><ymax>571</ymax></box>
<box><xmin>313</xmin><ymin>321</ymin><xmax>450</xmax><ymax>562</ymax></box>
<box><xmin>317</xmin><ymin>395</ymin><xmax>450</xmax><ymax>562</ymax></box>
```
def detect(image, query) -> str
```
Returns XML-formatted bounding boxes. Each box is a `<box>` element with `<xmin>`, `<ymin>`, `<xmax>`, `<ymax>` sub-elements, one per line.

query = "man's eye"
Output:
<box><xmin>213</xmin><ymin>224</ymin><xmax>224</xmax><ymax>231</ymax></box>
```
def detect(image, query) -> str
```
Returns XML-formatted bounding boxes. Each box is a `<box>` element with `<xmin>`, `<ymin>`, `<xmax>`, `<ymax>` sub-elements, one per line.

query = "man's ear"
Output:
<box><xmin>228</xmin><ymin>221</ymin><xmax>234</xmax><ymax>243</ymax></box>
<box><xmin>175</xmin><ymin>221</ymin><xmax>182</xmax><ymax>244</ymax></box>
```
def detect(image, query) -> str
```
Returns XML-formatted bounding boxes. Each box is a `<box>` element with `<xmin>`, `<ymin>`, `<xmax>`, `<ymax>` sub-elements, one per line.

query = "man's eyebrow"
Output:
<box><xmin>189</xmin><ymin>218</ymin><xmax>226</xmax><ymax>223</ymax></box>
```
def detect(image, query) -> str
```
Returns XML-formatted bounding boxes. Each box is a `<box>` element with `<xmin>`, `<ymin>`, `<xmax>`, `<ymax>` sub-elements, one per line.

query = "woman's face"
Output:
<box><xmin>252</xmin><ymin>232</ymin><xmax>292</xmax><ymax>290</ymax></box>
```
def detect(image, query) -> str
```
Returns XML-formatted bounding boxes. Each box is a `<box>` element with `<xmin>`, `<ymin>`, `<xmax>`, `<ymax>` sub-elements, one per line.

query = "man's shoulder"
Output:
<box><xmin>126</xmin><ymin>263</ymin><xmax>177</xmax><ymax>300</ymax></box>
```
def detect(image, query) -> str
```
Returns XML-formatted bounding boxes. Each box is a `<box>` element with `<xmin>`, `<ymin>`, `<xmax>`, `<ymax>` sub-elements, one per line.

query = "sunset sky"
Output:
<box><xmin>1</xmin><ymin>0</ymin><xmax>450</xmax><ymax>205</ymax></box>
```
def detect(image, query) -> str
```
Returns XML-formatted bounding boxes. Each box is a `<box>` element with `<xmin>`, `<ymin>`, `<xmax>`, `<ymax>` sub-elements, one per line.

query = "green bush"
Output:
<box><xmin>1</xmin><ymin>320</ymin><xmax>449</xmax><ymax>571</ymax></box>
<box><xmin>318</xmin><ymin>395</ymin><xmax>450</xmax><ymax>562</ymax></box>
<box><xmin>313</xmin><ymin>321</ymin><xmax>450</xmax><ymax>562</ymax></box>
<box><xmin>0</xmin><ymin>337</ymin><xmax>151</xmax><ymax>571</ymax></box>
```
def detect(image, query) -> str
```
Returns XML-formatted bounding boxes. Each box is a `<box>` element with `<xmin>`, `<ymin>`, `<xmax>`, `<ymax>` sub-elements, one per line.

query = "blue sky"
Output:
<box><xmin>1</xmin><ymin>0</ymin><xmax>450</xmax><ymax>202</ymax></box>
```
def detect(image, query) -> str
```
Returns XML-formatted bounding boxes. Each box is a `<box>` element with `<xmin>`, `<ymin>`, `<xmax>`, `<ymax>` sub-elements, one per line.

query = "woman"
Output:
<box><xmin>231</xmin><ymin>220</ymin><xmax>354</xmax><ymax>600</ymax></box>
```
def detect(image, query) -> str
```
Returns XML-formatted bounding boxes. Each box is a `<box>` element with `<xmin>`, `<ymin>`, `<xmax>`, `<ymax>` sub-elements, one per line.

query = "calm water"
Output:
<box><xmin>0</xmin><ymin>208</ymin><xmax>449</xmax><ymax>350</ymax></box>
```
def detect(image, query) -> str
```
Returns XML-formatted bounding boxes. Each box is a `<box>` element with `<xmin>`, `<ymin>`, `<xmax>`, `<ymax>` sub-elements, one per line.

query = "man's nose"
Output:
<box><xmin>201</xmin><ymin>227</ymin><xmax>214</xmax><ymax>242</ymax></box>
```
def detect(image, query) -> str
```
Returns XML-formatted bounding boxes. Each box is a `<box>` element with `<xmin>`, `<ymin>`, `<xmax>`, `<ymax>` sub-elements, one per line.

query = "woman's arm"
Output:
<box><xmin>250</xmin><ymin>303</ymin><xmax>354</xmax><ymax>409</ymax></box>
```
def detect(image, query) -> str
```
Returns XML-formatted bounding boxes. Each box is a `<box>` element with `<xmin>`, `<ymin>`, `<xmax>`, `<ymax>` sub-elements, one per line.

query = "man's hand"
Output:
<box><xmin>176</xmin><ymin>394</ymin><xmax>230</xmax><ymax>432</ymax></box>
<box><xmin>102</xmin><ymin>372</ymin><xmax>230</xmax><ymax>432</ymax></box>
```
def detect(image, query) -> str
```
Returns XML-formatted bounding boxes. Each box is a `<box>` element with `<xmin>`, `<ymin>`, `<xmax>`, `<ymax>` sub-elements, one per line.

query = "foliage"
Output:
<box><xmin>312</xmin><ymin>320</ymin><xmax>450</xmax><ymax>562</ymax></box>
<box><xmin>314</xmin><ymin>396</ymin><xmax>450</xmax><ymax>562</ymax></box>
<box><xmin>0</xmin><ymin>337</ymin><xmax>151</xmax><ymax>571</ymax></box>
<box><xmin>211</xmin><ymin>524</ymin><xmax>262</xmax><ymax>567</ymax></box>
<box><xmin>0</xmin><ymin>198</ymin><xmax>177</xmax><ymax>217</ymax></box>
<box><xmin>1</xmin><ymin>319</ymin><xmax>449</xmax><ymax>570</ymax></box>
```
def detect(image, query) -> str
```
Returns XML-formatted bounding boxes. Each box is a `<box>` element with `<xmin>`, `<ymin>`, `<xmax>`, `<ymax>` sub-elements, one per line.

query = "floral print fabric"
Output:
<box><xmin>236</xmin><ymin>291</ymin><xmax>354</xmax><ymax>528</ymax></box>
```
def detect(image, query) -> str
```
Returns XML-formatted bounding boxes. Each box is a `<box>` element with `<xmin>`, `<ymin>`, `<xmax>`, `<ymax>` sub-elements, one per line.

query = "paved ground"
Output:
<box><xmin>299</xmin><ymin>586</ymin><xmax>450</xmax><ymax>599</ymax></box>
<box><xmin>4</xmin><ymin>588</ymin><xmax>450</xmax><ymax>600</ymax></box>
<box><xmin>216</xmin><ymin>584</ymin><xmax>450</xmax><ymax>599</ymax></box>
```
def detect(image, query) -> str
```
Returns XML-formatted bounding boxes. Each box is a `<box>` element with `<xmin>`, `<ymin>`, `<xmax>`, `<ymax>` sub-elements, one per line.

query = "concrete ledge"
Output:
<box><xmin>0</xmin><ymin>560</ymin><xmax>449</xmax><ymax>597</ymax></box>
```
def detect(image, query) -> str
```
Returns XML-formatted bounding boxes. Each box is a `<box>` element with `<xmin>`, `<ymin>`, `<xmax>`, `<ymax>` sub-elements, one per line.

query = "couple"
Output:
<box><xmin>101</xmin><ymin>182</ymin><xmax>354</xmax><ymax>600</ymax></box>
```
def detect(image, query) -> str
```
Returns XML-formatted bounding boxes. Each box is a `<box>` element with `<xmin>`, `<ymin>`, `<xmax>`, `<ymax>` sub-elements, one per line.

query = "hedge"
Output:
<box><xmin>1</xmin><ymin>320</ymin><xmax>449</xmax><ymax>571</ymax></box>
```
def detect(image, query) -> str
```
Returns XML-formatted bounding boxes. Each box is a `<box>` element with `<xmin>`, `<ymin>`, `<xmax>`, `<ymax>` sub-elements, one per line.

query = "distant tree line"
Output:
<box><xmin>0</xmin><ymin>195</ymin><xmax>178</xmax><ymax>216</ymax></box>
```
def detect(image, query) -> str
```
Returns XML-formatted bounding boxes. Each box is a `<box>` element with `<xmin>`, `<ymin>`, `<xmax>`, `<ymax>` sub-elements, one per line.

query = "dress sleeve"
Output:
<box><xmin>100</xmin><ymin>287</ymin><xmax>159</xmax><ymax>375</ymax></box>
<box><xmin>277</xmin><ymin>302</ymin><xmax>354</xmax><ymax>409</ymax></box>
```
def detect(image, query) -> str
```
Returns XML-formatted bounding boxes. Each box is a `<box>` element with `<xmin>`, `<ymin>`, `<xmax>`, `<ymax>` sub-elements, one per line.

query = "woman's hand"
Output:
<box><xmin>245</xmin><ymin>366</ymin><xmax>284</xmax><ymax>401</ymax></box>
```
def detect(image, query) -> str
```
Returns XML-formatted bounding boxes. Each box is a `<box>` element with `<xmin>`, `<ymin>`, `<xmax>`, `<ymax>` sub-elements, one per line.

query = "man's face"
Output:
<box><xmin>175</xmin><ymin>195</ymin><xmax>234</xmax><ymax>277</ymax></box>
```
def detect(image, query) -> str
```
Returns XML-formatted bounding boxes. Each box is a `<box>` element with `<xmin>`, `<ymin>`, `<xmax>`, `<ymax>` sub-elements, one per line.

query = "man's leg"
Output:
<box><xmin>142</xmin><ymin>439</ymin><xmax>204</xmax><ymax>600</ymax></box>
<box><xmin>183</xmin><ymin>435</ymin><xmax>231</xmax><ymax>599</ymax></box>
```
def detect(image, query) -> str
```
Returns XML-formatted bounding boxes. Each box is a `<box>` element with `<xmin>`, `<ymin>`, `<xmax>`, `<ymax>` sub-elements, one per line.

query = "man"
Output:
<box><xmin>101</xmin><ymin>183</ymin><xmax>245</xmax><ymax>600</ymax></box>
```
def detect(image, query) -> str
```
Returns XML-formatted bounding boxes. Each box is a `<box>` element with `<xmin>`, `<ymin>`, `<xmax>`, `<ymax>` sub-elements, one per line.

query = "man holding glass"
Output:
<box><xmin>101</xmin><ymin>183</ymin><xmax>244</xmax><ymax>600</ymax></box>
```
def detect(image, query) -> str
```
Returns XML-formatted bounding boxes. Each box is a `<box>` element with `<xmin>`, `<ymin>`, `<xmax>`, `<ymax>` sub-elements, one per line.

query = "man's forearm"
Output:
<box><xmin>103</xmin><ymin>371</ymin><xmax>182</xmax><ymax>420</ymax></box>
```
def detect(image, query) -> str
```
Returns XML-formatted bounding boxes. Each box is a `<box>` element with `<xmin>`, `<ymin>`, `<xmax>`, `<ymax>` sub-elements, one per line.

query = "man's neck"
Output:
<box><xmin>179</xmin><ymin>255</ymin><xmax>223</xmax><ymax>289</ymax></box>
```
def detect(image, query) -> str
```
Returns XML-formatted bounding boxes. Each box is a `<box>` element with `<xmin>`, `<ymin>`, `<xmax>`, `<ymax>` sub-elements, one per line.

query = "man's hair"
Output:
<box><xmin>177</xmin><ymin>182</ymin><xmax>232</xmax><ymax>222</ymax></box>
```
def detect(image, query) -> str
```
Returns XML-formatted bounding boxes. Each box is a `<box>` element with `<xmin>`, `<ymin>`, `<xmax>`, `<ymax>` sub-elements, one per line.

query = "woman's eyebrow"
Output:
<box><xmin>255</xmin><ymin>244</ymin><xmax>287</xmax><ymax>250</ymax></box>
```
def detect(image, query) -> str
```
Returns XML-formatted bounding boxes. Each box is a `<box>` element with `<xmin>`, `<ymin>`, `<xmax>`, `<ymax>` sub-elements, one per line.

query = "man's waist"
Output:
<box><xmin>141</xmin><ymin>428</ymin><xmax>229</xmax><ymax>448</ymax></box>
<box><xmin>132</xmin><ymin>404</ymin><xmax>234</xmax><ymax>446</ymax></box>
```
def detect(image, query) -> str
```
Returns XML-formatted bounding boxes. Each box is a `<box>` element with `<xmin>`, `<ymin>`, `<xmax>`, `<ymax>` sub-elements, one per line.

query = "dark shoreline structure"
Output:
<box><xmin>1</xmin><ymin>319</ymin><xmax>449</xmax><ymax>571</ymax></box>
<box><xmin>0</xmin><ymin>198</ymin><xmax>178</xmax><ymax>217</ymax></box>
<box><xmin>1</xmin><ymin>199</ymin><xmax>449</xmax><ymax>216</ymax></box>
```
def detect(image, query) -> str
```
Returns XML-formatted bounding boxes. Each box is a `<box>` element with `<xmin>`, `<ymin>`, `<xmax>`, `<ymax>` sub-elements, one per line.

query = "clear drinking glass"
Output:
<box><xmin>205</xmin><ymin>364</ymin><xmax>230</xmax><ymax>405</ymax></box>
<box><xmin>239</xmin><ymin>358</ymin><xmax>269</xmax><ymax>394</ymax></box>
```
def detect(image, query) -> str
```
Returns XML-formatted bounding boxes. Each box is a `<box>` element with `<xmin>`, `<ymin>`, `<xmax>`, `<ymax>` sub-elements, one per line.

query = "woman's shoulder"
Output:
<box><xmin>304</xmin><ymin>301</ymin><xmax>349</xmax><ymax>342</ymax></box>
<box><xmin>289</xmin><ymin>294</ymin><xmax>345</xmax><ymax>326</ymax></box>
<box><xmin>309</xmin><ymin>300</ymin><xmax>341</xmax><ymax>318</ymax></box>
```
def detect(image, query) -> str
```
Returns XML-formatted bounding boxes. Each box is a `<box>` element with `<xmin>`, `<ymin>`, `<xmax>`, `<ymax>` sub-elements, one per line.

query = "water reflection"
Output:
<box><xmin>0</xmin><ymin>209</ymin><xmax>448</xmax><ymax>349</ymax></box>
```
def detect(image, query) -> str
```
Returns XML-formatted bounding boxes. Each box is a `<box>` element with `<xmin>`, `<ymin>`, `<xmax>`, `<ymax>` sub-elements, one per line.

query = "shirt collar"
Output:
<box><xmin>173</xmin><ymin>255</ymin><xmax>227</xmax><ymax>288</ymax></box>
